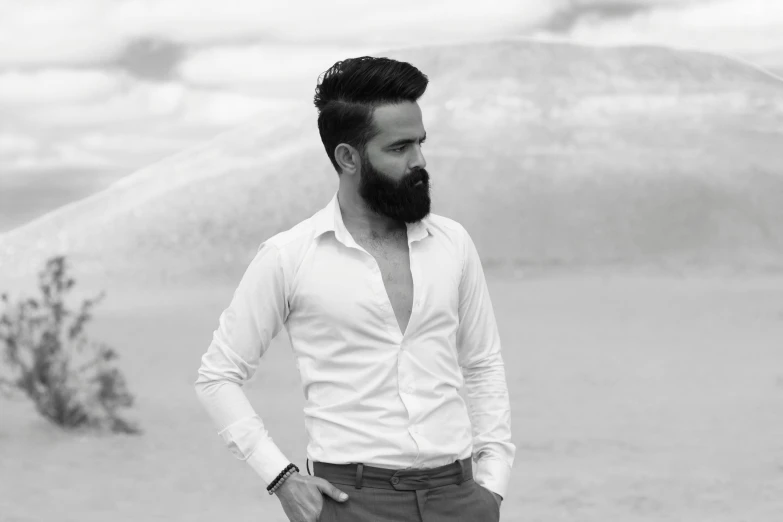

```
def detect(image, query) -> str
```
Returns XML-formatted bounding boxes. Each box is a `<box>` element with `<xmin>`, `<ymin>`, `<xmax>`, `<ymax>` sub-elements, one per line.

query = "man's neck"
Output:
<box><xmin>337</xmin><ymin>186</ymin><xmax>405</xmax><ymax>239</ymax></box>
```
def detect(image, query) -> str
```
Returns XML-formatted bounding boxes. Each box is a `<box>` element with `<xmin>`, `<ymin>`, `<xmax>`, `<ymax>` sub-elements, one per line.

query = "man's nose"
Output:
<box><xmin>410</xmin><ymin>146</ymin><xmax>426</xmax><ymax>170</ymax></box>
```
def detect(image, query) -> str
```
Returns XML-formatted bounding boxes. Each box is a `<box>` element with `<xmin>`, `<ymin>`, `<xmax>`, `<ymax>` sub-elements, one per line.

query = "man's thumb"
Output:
<box><xmin>318</xmin><ymin>479</ymin><xmax>349</xmax><ymax>502</ymax></box>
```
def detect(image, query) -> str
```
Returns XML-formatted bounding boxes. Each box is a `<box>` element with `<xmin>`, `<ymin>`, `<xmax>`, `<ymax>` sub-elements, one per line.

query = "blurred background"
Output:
<box><xmin>1</xmin><ymin>1</ymin><xmax>782</xmax><ymax>521</ymax></box>
<box><xmin>1</xmin><ymin>0</ymin><xmax>781</xmax><ymax>234</ymax></box>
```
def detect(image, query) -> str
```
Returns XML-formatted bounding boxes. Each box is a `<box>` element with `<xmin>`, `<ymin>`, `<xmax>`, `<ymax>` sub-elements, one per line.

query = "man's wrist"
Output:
<box><xmin>267</xmin><ymin>463</ymin><xmax>300</xmax><ymax>495</ymax></box>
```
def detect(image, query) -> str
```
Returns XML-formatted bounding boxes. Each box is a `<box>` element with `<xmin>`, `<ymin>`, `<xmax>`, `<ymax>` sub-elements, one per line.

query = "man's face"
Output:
<box><xmin>358</xmin><ymin>102</ymin><xmax>430</xmax><ymax>224</ymax></box>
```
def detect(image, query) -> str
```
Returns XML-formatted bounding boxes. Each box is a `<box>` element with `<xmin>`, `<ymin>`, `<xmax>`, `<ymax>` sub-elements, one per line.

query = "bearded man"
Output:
<box><xmin>195</xmin><ymin>55</ymin><xmax>515</xmax><ymax>522</ymax></box>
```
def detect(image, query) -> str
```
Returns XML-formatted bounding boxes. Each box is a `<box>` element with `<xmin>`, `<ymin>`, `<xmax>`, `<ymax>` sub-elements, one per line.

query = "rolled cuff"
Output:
<box><xmin>473</xmin><ymin>457</ymin><xmax>512</xmax><ymax>499</ymax></box>
<box><xmin>245</xmin><ymin>438</ymin><xmax>293</xmax><ymax>487</ymax></box>
<box><xmin>218</xmin><ymin>415</ymin><xmax>291</xmax><ymax>487</ymax></box>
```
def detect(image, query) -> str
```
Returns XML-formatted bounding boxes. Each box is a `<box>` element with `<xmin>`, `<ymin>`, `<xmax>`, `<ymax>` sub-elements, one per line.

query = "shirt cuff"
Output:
<box><xmin>473</xmin><ymin>457</ymin><xmax>512</xmax><ymax>499</ymax></box>
<box><xmin>218</xmin><ymin>415</ymin><xmax>292</xmax><ymax>487</ymax></box>
<box><xmin>244</xmin><ymin>438</ymin><xmax>293</xmax><ymax>487</ymax></box>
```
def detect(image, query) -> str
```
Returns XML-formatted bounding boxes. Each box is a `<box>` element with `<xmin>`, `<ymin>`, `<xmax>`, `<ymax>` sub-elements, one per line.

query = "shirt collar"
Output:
<box><xmin>313</xmin><ymin>191</ymin><xmax>431</xmax><ymax>246</ymax></box>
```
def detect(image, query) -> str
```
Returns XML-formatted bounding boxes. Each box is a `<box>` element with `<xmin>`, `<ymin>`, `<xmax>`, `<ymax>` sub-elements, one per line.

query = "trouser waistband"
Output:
<box><xmin>311</xmin><ymin>457</ymin><xmax>473</xmax><ymax>491</ymax></box>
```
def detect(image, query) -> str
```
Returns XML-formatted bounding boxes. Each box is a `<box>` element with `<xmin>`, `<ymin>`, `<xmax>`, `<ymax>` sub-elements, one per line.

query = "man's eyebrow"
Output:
<box><xmin>386</xmin><ymin>134</ymin><xmax>427</xmax><ymax>148</ymax></box>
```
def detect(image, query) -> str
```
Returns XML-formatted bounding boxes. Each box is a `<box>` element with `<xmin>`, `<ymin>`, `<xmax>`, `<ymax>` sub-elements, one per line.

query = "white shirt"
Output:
<box><xmin>194</xmin><ymin>192</ymin><xmax>515</xmax><ymax>498</ymax></box>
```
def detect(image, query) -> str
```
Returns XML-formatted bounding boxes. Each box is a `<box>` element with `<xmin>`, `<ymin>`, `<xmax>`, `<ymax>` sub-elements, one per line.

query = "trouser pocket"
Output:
<box><xmin>473</xmin><ymin>481</ymin><xmax>501</xmax><ymax>521</ymax></box>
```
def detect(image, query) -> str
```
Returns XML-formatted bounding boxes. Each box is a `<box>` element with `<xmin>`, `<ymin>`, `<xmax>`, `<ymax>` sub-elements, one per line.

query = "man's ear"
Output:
<box><xmin>334</xmin><ymin>143</ymin><xmax>360</xmax><ymax>175</ymax></box>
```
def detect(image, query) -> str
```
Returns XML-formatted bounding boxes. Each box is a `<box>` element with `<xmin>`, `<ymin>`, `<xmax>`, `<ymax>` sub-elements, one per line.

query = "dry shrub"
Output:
<box><xmin>0</xmin><ymin>256</ymin><xmax>141</xmax><ymax>434</ymax></box>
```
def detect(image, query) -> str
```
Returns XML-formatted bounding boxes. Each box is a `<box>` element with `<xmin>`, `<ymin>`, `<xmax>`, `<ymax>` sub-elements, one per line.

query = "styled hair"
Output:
<box><xmin>313</xmin><ymin>56</ymin><xmax>429</xmax><ymax>174</ymax></box>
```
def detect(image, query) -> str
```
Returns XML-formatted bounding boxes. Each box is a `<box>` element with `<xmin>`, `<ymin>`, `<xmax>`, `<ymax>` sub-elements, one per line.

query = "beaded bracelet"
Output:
<box><xmin>269</xmin><ymin>468</ymin><xmax>296</xmax><ymax>495</ymax></box>
<box><xmin>269</xmin><ymin>469</ymin><xmax>295</xmax><ymax>495</ymax></box>
<box><xmin>266</xmin><ymin>464</ymin><xmax>292</xmax><ymax>493</ymax></box>
<box><xmin>267</xmin><ymin>463</ymin><xmax>299</xmax><ymax>495</ymax></box>
<box><xmin>267</xmin><ymin>463</ymin><xmax>297</xmax><ymax>493</ymax></box>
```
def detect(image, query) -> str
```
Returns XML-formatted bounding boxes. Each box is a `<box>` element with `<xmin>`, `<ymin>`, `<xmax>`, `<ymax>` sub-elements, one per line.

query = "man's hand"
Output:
<box><xmin>275</xmin><ymin>473</ymin><xmax>349</xmax><ymax>522</ymax></box>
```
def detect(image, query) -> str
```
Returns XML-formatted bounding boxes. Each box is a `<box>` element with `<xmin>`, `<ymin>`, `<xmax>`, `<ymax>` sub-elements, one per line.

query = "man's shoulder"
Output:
<box><xmin>258</xmin><ymin>211</ymin><xmax>320</xmax><ymax>256</ymax></box>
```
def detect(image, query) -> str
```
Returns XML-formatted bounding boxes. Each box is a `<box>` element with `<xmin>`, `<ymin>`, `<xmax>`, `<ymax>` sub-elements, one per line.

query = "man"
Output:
<box><xmin>195</xmin><ymin>56</ymin><xmax>515</xmax><ymax>522</ymax></box>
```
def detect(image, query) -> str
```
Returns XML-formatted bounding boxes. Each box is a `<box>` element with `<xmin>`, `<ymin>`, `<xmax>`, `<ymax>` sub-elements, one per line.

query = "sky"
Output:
<box><xmin>0</xmin><ymin>0</ymin><xmax>781</xmax><ymax>229</ymax></box>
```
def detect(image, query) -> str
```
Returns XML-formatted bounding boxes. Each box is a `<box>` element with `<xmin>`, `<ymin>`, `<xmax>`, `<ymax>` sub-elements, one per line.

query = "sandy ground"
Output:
<box><xmin>1</xmin><ymin>273</ymin><xmax>782</xmax><ymax>521</ymax></box>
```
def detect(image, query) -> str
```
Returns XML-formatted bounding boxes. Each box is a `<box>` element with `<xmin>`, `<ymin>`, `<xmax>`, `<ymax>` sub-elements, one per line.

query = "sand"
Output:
<box><xmin>2</xmin><ymin>272</ymin><xmax>782</xmax><ymax>521</ymax></box>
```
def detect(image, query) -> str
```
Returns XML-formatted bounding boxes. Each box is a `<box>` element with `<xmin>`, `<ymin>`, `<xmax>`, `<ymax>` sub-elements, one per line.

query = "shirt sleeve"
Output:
<box><xmin>455</xmin><ymin>225</ymin><xmax>516</xmax><ymax>500</ymax></box>
<box><xmin>194</xmin><ymin>241</ymin><xmax>292</xmax><ymax>487</ymax></box>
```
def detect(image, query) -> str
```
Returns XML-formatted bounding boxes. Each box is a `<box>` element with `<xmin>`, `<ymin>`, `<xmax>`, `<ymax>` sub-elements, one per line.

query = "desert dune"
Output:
<box><xmin>1</xmin><ymin>39</ymin><xmax>782</xmax><ymax>289</ymax></box>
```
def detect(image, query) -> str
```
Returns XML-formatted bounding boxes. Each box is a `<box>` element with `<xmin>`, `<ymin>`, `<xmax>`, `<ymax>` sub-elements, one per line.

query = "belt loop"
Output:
<box><xmin>457</xmin><ymin>459</ymin><xmax>464</xmax><ymax>484</ymax></box>
<box><xmin>355</xmin><ymin>463</ymin><xmax>364</xmax><ymax>490</ymax></box>
<box><xmin>306</xmin><ymin>458</ymin><xmax>311</xmax><ymax>476</ymax></box>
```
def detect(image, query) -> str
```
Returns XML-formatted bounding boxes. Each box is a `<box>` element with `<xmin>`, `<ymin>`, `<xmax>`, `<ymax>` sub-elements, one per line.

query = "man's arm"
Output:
<box><xmin>194</xmin><ymin>241</ymin><xmax>291</xmax><ymax>485</ymax></box>
<box><xmin>455</xmin><ymin>225</ymin><xmax>516</xmax><ymax>501</ymax></box>
<box><xmin>195</xmin><ymin>242</ymin><xmax>350</xmax><ymax>522</ymax></box>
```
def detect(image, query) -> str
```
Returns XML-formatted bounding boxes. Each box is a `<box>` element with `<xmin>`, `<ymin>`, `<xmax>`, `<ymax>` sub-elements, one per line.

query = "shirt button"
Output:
<box><xmin>391</xmin><ymin>477</ymin><xmax>400</xmax><ymax>485</ymax></box>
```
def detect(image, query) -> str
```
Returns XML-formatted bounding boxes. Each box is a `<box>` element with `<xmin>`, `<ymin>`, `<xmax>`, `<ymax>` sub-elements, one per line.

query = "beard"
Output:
<box><xmin>358</xmin><ymin>151</ymin><xmax>431</xmax><ymax>224</ymax></box>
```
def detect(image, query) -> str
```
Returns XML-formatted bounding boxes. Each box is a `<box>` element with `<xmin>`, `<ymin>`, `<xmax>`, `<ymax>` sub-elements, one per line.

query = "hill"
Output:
<box><xmin>1</xmin><ymin>39</ymin><xmax>782</xmax><ymax>288</ymax></box>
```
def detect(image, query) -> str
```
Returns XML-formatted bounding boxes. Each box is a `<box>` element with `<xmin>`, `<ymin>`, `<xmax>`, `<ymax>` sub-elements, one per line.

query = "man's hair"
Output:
<box><xmin>313</xmin><ymin>56</ymin><xmax>429</xmax><ymax>174</ymax></box>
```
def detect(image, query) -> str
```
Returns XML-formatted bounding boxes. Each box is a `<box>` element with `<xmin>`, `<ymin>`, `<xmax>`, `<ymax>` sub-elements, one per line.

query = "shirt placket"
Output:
<box><xmin>398</xmin><ymin>239</ymin><xmax>422</xmax><ymax>467</ymax></box>
<box><xmin>344</xmin><ymin>226</ymin><xmax>425</xmax><ymax>467</ymax></box>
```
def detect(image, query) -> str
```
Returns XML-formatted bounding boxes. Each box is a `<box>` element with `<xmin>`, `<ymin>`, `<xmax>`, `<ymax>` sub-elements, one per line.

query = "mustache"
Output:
<box><xmin>404</xmin><ymin>168</ymin><xmax>429</xmax><ymax>186</ymax></box>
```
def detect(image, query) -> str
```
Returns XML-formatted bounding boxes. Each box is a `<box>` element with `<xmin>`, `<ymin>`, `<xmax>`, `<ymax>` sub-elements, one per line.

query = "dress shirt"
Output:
<box><xmin>194</xmin><ymin>192</ymin><xmax>515</xmax><ymax>498</ymax></box>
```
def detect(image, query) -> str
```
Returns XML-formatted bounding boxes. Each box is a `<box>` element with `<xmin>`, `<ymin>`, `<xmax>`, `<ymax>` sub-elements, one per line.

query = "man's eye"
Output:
<box><xmin>391</xmin><ymin>145</ymin><xmax>406</xmax><ymax>152</ymax></box>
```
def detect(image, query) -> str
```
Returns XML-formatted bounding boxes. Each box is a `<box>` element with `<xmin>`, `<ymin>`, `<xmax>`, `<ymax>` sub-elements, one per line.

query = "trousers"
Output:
<box><xmin>312</xmin><ymin>457</ymin><xmax>500</xmax><ymax>522</ymax></box>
